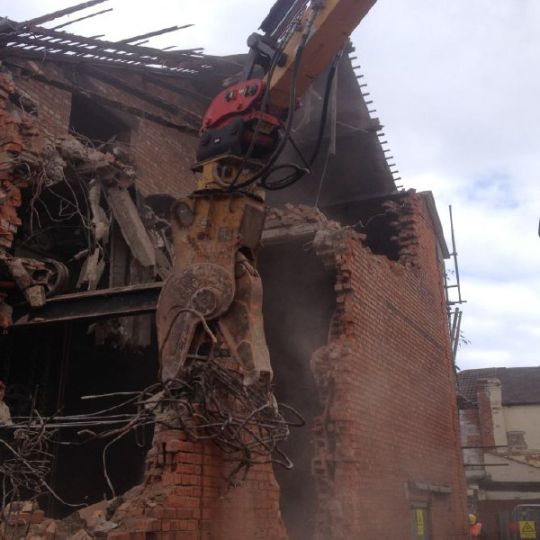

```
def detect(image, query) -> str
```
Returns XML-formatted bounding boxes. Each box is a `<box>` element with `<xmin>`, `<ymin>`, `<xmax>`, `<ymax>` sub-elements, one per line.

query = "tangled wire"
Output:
<box><xmin>155</xmin><ymin>360</ymin><xmax>304</xmax><ymax>484</ymax></box>
<box><xmin>0</xmin><ymin>420</ymin><xmax>59</xmax><ymax>509</ymax></box>
<box><xmin>0</xmin><ymin>359</ymin><xmax>304</xmax><ymax>507</ymax></box>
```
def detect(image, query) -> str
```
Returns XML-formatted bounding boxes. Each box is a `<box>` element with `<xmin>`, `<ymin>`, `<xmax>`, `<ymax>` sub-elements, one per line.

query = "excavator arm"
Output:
<box><xmin>268</xmin><ymin>0</ymin><xmax>376</xmax><ymax>109</ymax></box>
<box><xmin>156</xmin><ymin>0</ymin><xmax>376</xmax><ymax>384</ymax></box>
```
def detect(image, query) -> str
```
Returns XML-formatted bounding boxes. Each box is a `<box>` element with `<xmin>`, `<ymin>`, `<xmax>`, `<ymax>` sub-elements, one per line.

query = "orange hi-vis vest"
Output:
<box><xmin>470</xmin><ymin>523</ymin><xmax>483</xmax><ymax>537</ymax></box>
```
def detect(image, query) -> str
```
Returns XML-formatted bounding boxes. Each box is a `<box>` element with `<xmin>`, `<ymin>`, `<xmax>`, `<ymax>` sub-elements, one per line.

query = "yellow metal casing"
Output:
<box><xmin>269</xmin><ymin>0</ymin><xmax>376</xmax><ymax>109</ymax></box>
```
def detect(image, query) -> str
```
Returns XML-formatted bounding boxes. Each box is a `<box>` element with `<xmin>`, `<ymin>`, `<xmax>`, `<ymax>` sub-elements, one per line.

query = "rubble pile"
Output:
<box><xmin>265</xmin><ymin>203</ymin><xmax>342</xmax><ymax>232</ymax></box>
<box><xmin>1</xmin><ymin>499</ymin><xmax>122</xmax><ymax>540</ymax></box>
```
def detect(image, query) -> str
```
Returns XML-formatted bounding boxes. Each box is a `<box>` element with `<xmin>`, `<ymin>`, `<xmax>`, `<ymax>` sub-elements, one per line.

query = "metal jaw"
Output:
<box><xmin>156</xmin><ymin>193</ymin><xmax>271</xmax><ymax>385</ymax></box>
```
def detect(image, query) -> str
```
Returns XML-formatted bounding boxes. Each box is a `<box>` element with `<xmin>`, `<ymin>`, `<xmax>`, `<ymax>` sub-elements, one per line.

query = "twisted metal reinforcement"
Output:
<box><xmin>0</xmin><ymin>359</ymin><xmax>304</xmax><ymax>509</ymax></box>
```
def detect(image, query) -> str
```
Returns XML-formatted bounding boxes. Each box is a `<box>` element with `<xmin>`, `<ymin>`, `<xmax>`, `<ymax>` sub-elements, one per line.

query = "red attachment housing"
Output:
<box><xmin>201</xmin><ymin>79</ymin><xmax>271</xmax><ymax>133</ymax></box>
<box><xmin>196</xmin><ymin>78</ymin><xmax>282</xmax><ymax>163</ymax></box>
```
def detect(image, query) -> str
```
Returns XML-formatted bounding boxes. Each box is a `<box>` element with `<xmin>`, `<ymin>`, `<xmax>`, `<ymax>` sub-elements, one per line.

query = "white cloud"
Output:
<box><xmin>457</xmin><ymin>286</ymin><xmax>540</xmax><ymax>371</ymax></box>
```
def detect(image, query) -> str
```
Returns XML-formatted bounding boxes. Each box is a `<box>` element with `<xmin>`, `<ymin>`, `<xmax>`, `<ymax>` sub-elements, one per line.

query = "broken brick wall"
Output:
<box><xmin>3</xmin><ymin>195</ymin><xmax>470</xmax><ymax>540</ymax></box>
<box><xmin>310</xmin><ymin>193</ymin><xmax>468</xmax><ymax>539</ymax></box>
<box><xmin>7</xmin><ymin>60</ymin><xmax>201</xmax><ymax>198</ymax></box>
<box><xmin>259</xmin><ymin>227</ymin><xmax>338</xmax><ymax>540</ymax></box>
<box><xmin>1</xmin><ymin>57</ymin><xmax>469</xmax><ymax>539</ymax></box>
<box><xmin>10</xmin><ymin>74</ymin><xmax>71</xmax><ymax>137</ymax></box>
<box><xmin>4</xmin><ymin>428</ymin><xmax>289</xmax><ymax>540</ymax></box>
<box><xmin>124</xmin><ymin>428</ymin><xmax>289</xmax><ymax>540</ymax></box>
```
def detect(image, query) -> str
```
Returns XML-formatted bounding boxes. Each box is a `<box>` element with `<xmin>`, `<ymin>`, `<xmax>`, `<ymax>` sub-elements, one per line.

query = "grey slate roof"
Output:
<box><xmin>458</xmin><ymin>367</ymin><xmax>540</xmax><ymax>406</ymax></box>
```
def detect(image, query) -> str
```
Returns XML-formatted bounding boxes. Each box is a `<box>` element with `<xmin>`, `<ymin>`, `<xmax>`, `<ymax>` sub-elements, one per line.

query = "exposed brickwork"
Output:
<box><xmin>95</xmin><ymin>194</ymin><xmax>468</xmax><ymax>540</ymax></box>
<box><xmin>309</xmin><ymin>193</ymin><xmax>468</xmax><ymax>539</ymax></box>
<box><xmin>132</xmin><ymin>119</ymin><xmax>198</xmax><ymax>198</ymax></box>
<box><xmin>0</xmin><ymin>70</ymin><xmax>27</xmax><ymax>251</ymax></box>
<box><xmin>7</xmin><ymin>59</ymin><xmax>201</xmax><ymax>198</ymax></box>
<box><xmin>380</xmin><ymin>196</ymin><xmax>421</xmax><ymax>265</ymax></box>
<box><xmin>104</xmin><ymin>428</ymin><xmax>288</xmax><ymax>540</ymax></box>
<box><xmin>13</xmin><ymin>68</ymin><xmax>71</xmax><ymax>137</ymax></box>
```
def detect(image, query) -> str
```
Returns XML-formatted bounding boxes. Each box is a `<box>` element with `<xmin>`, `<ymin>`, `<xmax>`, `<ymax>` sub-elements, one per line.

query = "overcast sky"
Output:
<box><xmin>3</xmin><ymin>1</ymin><xmax>540</xmax><ymax>372</ymax></box>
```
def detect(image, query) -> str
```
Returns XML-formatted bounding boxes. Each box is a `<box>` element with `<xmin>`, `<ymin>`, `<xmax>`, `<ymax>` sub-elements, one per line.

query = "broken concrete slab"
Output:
<box><xmin>106</xmin><ymin>186</ymin><xmax>156</xmax><ymax>268</ymax></box>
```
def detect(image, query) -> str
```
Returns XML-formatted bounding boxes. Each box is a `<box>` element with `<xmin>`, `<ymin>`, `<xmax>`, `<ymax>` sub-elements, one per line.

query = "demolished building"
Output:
<box><xmin>0</xmin><ymin>3</ymin><xmax>469</xmax><ymax>539</ymax></box>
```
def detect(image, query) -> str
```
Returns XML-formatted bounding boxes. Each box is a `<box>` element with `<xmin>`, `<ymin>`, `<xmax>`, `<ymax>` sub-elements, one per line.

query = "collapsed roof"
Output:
<box><xmin>0</xmin><ymin>0</ymin><xmax>224</xmax><ymax>76</ymax></box>
<box><xmin>0</xmin><ymin>0</ymin><xmax>399</xmax><ymax>205</ymax></box>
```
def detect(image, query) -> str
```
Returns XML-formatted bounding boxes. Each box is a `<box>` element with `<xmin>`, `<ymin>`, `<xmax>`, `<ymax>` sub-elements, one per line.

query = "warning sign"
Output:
<box><xmin>519</xmin><ymin>521</ymin><xmax>537</xmax><ymax>539</ymax></box>
<box><xmin>416</xmin><ymin>509</ymin><xmax>425</xmax><ymax>537</ymax></box>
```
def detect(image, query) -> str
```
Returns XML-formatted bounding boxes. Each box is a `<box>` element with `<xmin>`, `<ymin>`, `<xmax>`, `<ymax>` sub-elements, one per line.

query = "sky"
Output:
<box><xmin>2</xmin><ymin>0</ymin><xmax>540</xmax><ymax>371</ymax></box>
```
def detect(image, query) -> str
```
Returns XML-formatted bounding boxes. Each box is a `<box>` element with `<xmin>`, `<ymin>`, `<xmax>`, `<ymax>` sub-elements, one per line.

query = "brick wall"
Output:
<box><xmin>131</xmin><ymin>119</ymin><xmax>198</xmax><ymax>198</ymax></box>
<box><xmin>8</xmin><ymin>60</ymin><xmax>200</xmax><ymax>197</ymax></box>
<box><xmin>14</xmin><ymin>69</ymin><xmax>71</xmax><ymax>137</ymax></box>
<box><xmin>103</xmin><ymin>428</ymin><xmax>288</xmax><ymax>540</ymax></box>
<box><xmin>310</xmin><ymin>193</ymin><xmax>468</xmax><ymax>539</ymax></box>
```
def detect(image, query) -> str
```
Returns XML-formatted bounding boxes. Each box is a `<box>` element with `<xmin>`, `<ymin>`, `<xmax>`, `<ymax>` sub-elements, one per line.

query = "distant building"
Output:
<box><xmin>459</xmin><ymin>367</ymin><xmax>540</xmax><ymax>538</ymax></box>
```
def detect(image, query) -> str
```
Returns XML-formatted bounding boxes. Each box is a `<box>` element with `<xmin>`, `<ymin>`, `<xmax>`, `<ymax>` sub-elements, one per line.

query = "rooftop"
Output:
<box><xmin>458</xmin><ymin>367</ymin><xmax>540</xmax><ymax>406</ymax></box>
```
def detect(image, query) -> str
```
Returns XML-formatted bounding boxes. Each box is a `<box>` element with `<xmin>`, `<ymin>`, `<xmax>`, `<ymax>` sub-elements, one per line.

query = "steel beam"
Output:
<box><xmin>11</xmin><ymin>226</ymin><xmax>312</xmax><ymax>327</ymax></box>
<box><xmin>13</xmin><ymin>282</ymin><xmax>163</xmax><ymax>327</ymax></box>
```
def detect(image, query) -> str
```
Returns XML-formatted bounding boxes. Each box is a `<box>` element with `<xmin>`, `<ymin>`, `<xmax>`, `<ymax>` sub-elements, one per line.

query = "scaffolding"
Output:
<box><xmin>445</xmin><ymin>205</ymin><xmax>466</xmax><ymax>363</ymax></box>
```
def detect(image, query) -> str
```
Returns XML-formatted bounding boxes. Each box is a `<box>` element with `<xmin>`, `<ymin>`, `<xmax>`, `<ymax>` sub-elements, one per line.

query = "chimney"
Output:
<box><xmin>476</xmin><ymin>378</ymin><xmax>507</xmax><ymax>450</ymax></box>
